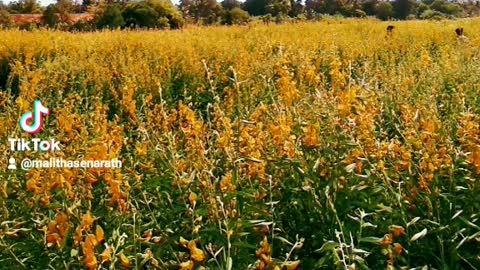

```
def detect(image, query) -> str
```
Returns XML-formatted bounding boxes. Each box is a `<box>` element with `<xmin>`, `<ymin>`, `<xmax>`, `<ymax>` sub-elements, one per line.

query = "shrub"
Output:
<box><xmin>420</xmin><ymin>9</ymin><xmax>446</xmax><ymax>19</ymax></box>
<box><xmin>96</xmin><ymin>4</ymin><xmax>125</xmax><ymax>29</ymax></box>
<box><xmin>222</xmin><ymin>7</ymin><xmax>250</xmax><ymax>25</ymax></box>
<box><xmin>42</xmin><ymin>4</ymin><xmax>58</xmax><ymax>28</ymax></box>
<box><xmin>355</xmin><ymin>9</ymin><xmax>367</xmax><ymax>18</ymax></box>
<box><xmin>122</xmin><ymin>0</ymin><xmax>184</xmax><ymax>29</ymax></box>
<box><xmin>0</xmin><ymin>9</ymin><xmax>12</xmax><ymax>28</ymax></box>
<box><xmin>430</xmin><ymin>0</ymin><xmax>463</xmax><ymax>16</ymax></box>
<box><xmin>375</xmin><ymin>2</ymin><xmax>394</xmax><ymax>20</ymax></box>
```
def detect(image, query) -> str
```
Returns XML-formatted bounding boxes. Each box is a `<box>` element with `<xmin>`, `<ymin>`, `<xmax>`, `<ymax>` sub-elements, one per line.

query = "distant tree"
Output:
<box><xmin>304</xmin><ymin>0</ymin><xmax>321</xmax><ymax>13</ymax></box>
<box><xmin>147</xmin><ymin>0</ymin><xmax>184</xmax><ymax>28</ymax></box>
<box><xmin>82</xmin><ymin>0</ymin><xmax>93</xmax><ymax>8</ymax></box>
<box><xmin>243</xmin><ymin>0</ymin><xmax>268</xmax><ymax>16</ymax></box>
<box><xmin>266</xmin><ymin>0</ymin><xmax>291</xmax><ymax>16</ymax></box>
<box><xmin>221</xmin><ymin>0</ymin><xmax>241</xmax><ymax>10</ymax></box>
<box><xmin>274</xmin><ymin>11</ymin><xmax>288</xmax><ymax>23</ymax></box>
<box><xmin>8</xmin><ymin>0</ymin><xmax>42</xmax><ymax>14</ymax></box>
<box><xmin>288</xmin><ymin>0</ymin><xmax>304</xmax><ymax>17</ymax></box>
<box><xmin>123</xmin><ymin>0</ymin><xmax>184</xmax><ymax>29</ymax></box>
<box><xmin>96</xmin><ymin>4</ymin><xmax>124</xmax><ymax>29</ymax></box>
<box><xmin>429</xmin><ymin>0</ymin><xmax>444</xmax><ymax>11</ymax></box>
<box><xmin>375</xmin><ymin>2</ymin><xmax>393</xmax><ymax>20</ymax></box>
<box><xmin>421</xmin><ymin>0</ymin><xmax>434</xmax><ymax>5</ymax></box>
<box><xmin>354</xmin><ymin>8</ymin><xmax>366</xmax><ymax>17</ymax></box>
<box><xmin>179</xmin><ymin>0</ymin><xmax>223</xmax><ymax>24</ymax></box>
<box><xmin>56</xmin><ymin>0</ymin><xmax>74</xmax><ymax>23</ymax></box>
<box><xmin>42</xmin><ymin>4</ymin><xmax>58</xmax><ymax>27</ymax></box>
<box><xmin>305</xmin><ymin>0</ymin><xmax>347</xmax><ymax>15</ymax></box>
<box><xmin>462</xmin><ymin>3</ymin><xmax>480</xmax><ymax>17</ymax></box>
<box><xmin>361</xmin><ymin>0</ymin><xmax>377</xmax><ymax>16</ymax></box>
<box><xmin>430</xmin><ymin>0</ymin><xmax>463</xmax><ymax>16</ymax></box>
<box><xmin>0</xmin><ymin>9</ymin><xmax>12</xmax><ymax>28</ymax></box>
<box><xmin>417</xmin><ymin>2</ymin><xmax>428</xmax><ymax>15</ymax></box>
<box><xmin>420</xmin><ymin>8</ymin><xmax>445</xmax><ymax>19</ymax></box>
<box><xmin>222</xmin><ymin>7</ymin><xmax>250</xmax><ymax>24</ymax></box>
<box><xmin>393</xmin><ymin>0</ymin><xmax>417</xmax><ymax>19</ymax></box>
<box><xmin>123</xmin><ymin>3</ymin><xmax>160</xmax><ymax>27</ymax></box>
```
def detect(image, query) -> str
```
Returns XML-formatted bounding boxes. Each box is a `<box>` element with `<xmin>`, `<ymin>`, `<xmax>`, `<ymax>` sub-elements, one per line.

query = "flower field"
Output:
<box><xmin>1</xmin><ymin>18</ymin><xmax>480</xmax><ymax>269</ymax></box>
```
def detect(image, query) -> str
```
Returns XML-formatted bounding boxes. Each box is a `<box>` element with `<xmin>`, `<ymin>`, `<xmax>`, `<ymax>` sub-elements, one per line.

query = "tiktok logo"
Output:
<box><xmin>19</xmin><ymin>100</ymin><xmax>50</xmax><ymax>135</ymax></box>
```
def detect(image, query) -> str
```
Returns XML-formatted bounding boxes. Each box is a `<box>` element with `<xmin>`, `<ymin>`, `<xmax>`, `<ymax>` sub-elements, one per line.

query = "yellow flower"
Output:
<box><xmin>188</xmin><ymin>240</ymin><xmax>206</xmax><ymax>263</ymax></box>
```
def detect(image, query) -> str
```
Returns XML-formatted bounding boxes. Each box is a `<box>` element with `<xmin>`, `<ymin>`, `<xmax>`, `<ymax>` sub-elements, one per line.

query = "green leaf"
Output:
<box><xmin>226</xmin><ymin>257</ymin><xmax>232</xmax><ymax>270</ymax></box>
<box><xmin>410</xmin><ymin>228</ymin><xmax>427</xmax><ymax>242</ymax></box>
<box><xmin>359</xmin><ymin>237</ymin><xmax>383</xmax><ymax>244</ymax></box>
<box><xmin>314</xmin><ymin>241</ymin><xmax>339</xmax><ymax>253</ymax></box>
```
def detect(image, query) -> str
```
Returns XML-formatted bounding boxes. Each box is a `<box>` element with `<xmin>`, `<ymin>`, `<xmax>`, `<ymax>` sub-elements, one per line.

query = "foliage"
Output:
<box><xmin>123</xmin><ymin>0</ymin><xmax>184</xmax><ymax>29</ymax></box>
<box><xmin>393</xmin><ymin>0</ymin><xmax>418</xmax><ymax>19</ymax></box>
<box><xmin>42</xmin><ymin>4</ymin><xmax>58</xmax><ymax>28</ymax></box>
<box><xmin>420</xmin><ymin>8</ymin><xmax>446</xmax><ymax>20</ymax></box>
<box><xmin>375</xmin><ymin>2</ymin><xmax>394</xmax><ymax>20</ymax></box>
<box><xmin>56</xmin><ymin>0</ymin><xmax>74</xmax><ymax>23</ymax></box>
<box><xmin>179</xmin><ymin>0</ymin><xmax>223</xmax><ymax>24</ymax></box>
<box><xmin>222</xmin><ymin>7</ymin><xmax>250</xmax><ymax>25</ymax></box>
<box><xmin>96</xmin><ymin>4</ymin><xmax>125</xmax><ymax>30</ymax></box>
<box><xmin>361</xmin><ymin>0</ymin><xmax>377</xmax><ymax>16</ymax></box>
<box><xmin>355</xmin><ymin>8</ymin><xmax>367</xmax><ymax>18</ymax></box>
<box><xmin>243</xmin><ymin>0</ymin><xmax>269</xmax><ymax>16</ymax></box>
<box><xmin>430</xmin><ymin>0</ymin><xmax>463</xmax><ymax>16</ymax></box>
<box><xmin>221</xmin><ymin>0</ymin><xmax>242</xmax><ymax>10</ymax></box>
<box><xmin>0</xmin><ymin>9</ymin><xmax>11</xmax><ymax>28</ymax></box>
<box><xmin>7</xmin><ymin>0</ymin><xmax>42</xmax><ymax>14</ymax></box>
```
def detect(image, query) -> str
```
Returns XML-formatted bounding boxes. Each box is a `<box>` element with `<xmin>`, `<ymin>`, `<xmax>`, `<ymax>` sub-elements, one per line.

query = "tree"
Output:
<box><xmin>8</xmin><ymin>0</ymin><xmax>42</xmax><ymax>14</ymax></box>
<box><xmin>266</xmin><ymin>0</ymin><xmax>291</xmax><ymax>16</ymax></box>
<box><xmin>305</xmin><ymin>0</ymin><xmax>347</xmax><ymax>15</ymax></box>
<box><xmin>361</xmin><ymin>0</ymin><xmax>377</xmax><ymax>16</ymax></box>
<box><xmin>420</xmin><ymin>8</ymin><xmax>445</xmax><ymax>19</ymax></box>
<box><xmin>354</xmin><ymin>8</ymin><xmax>366</xmax><ymax>17</ymax></box>
<box><xmin>375</xmin><ymin>2</ymin><xmax>393</xmax><ymax>20</ymax></box>
<box><xmin>430</xmin><ymin>0</ymin><xmax>463</xmax><ymax>16</ymax></box>
<box><xmin>82</xmin><ymin>0</ymin><xmax>93</xmax><ymax>9</ymax></box>
<box><xmin>421</xmin><ymin>0</ymin><xmax>435</xmax><ymax>5</ymax></box>
<box><xmin>96</xmin><ymin>4</ymin><xmax>125</xmax><ymax>29</ymax></box>
<box><xmin>221</xmin><ymin>0</ymin><xmax>241</xmax><ymax>10</ymax></box>
<box><xmin>122</xmin><ymin>0</ymin><xmax>184</xmax><ymax>29</ymax></box>
<box><xmin>393</xmin><ymin>0</ymin><xmax>417</xmax><ymax>19</ymax></box>
<box><xmin>417</xmin><ymin>2</ymin><xmax>428</xmax><ymax>15</ymax></box>
<box><xmin>123</xmin><ymin>3</ymin><xmax>160</xmax><ymax>27</ymax></box>
<box><xmin>56</xmin><ymin>0</ymin><xmax>74</xmax><ymax>23</ymax></box>
<box><xmin>179</xmin><ymin>0</ymin><xmax>223</xmax><ymax>24</ymax></box>
<box><xmin>147</xmin><ymin>0</ymin><xmax>184</xmax><ymax>28</ymax></box>
<box><xmin>288</xmin><ymin>0</ymin><xmax>304</xmax><ymax>17</ymax></box>
<box><xmin>243</xmin><ymin>0</ymin><xmax>269</xmax><ymax>16</ymax></box>
<box><xmin>42</xmin><ymin>4</ymin><xmax>58</xmax><ymax>27</ymax></box>
<box><xmin>0</xmin><ymin>9</ymin><xmax>11</xmax><ymax>28</ymax></box>
<box><xmin>222</xmin><ymin>7</ymin><xmax>249</xmax><ymax>24</ymax></box>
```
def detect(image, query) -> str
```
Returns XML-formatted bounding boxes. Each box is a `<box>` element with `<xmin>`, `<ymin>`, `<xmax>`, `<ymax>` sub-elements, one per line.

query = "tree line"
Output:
<box><xmin>0</xmin><ymin>0</ymin><xmax>479</xmax><ymax>30</ymax></box>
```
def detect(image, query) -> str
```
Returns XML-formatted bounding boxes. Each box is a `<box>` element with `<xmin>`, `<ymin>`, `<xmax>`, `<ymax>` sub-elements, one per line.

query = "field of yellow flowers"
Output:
<box><xmin>1</xmin><ymin>18</ymin><xmax>480</xmax><ymax>269</ymax></box>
